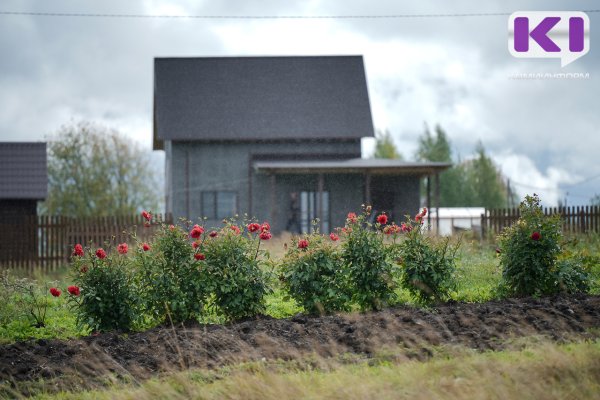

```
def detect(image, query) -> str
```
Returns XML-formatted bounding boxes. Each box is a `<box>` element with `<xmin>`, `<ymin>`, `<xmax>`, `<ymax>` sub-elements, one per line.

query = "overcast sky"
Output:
<box><xmin>0</xmin><ymin>0</ymin><xmax>598</xmax><ymax>206</ymax></box>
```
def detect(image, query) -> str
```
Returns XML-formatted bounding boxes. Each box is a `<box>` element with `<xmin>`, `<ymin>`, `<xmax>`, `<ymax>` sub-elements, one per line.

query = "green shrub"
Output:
<box><xmin>198</xmin><ymin>221</ymin><xmax>272</xmax><ymax>320</ymax></box>
<box><xmin>134</xmin><ymin>223</ymin><xmax>208</xmax><ymax>324</ymax></box>
<box><xmin>0</xmin><ymin>271</ymin><xmax>58</xmax><ymax>328</ymax></box>
<box><xmin>396</xmin><ymin>210</ymin><xmax>458</xmax><ymax>304</ymax></box>
<box><xmin>70</xmin><ymin>244</ymin><xmax>138</xmax><ymax>332</ymax></box>
<box><xmin>498</xmin><ymin>194</ymin><xmax>589</xmax><ymax>296</ymax></box>
<box><xmin>342</xmin><ymin>208</ymin><xmax>397</xmax><ymax>310</ymax></box>
<box><xmin>281</xmin><ymin>233</ymin><xmax>350</xmax><ymax>315</ymax></box>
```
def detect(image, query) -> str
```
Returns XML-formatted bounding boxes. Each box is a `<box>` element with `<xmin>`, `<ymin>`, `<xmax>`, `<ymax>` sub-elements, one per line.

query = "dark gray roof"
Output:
<box><xmin>0</xmin><ymin>142</ymin><xmax>48</xmax><ymax>199</ymax></box>
<box><xmin>254</xmin><ymin>158</ymin><xmax>452</xmax><ymax>176</ymax></box>
<box><xmin>153</xmin><ymin>56</ymin><xmax>374</xmax><ymax>148</ymax></box>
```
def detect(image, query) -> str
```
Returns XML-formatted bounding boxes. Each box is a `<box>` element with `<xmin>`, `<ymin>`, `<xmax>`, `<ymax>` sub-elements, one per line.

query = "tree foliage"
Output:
<box><xmin>416</xmin><ymin>124</ymin><xmax>451</xmax><ymax>163</ymax></box>
<box><xmin>416</xmin><ymin>124</ymin><xmax>510</xmax><ymax>208</ymax></box>
<box><xmin>42</xmin><ymin>121</ymin><xmax>160</xmax><ymax>217</ymax></box>
<box><xmin>373</xmin><ymin>129</ymin><xmax>402</xmax><ymax>159</ymax></box>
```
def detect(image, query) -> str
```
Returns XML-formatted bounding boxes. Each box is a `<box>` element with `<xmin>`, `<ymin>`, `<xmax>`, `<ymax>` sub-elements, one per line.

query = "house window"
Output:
<box><xmin>202</xmin><ymin>191</ymin><xmax>237</xmax><ymax>219</ymax></box>
<box><xmin>300</xmin><ymin>191</ymin><xmax>329</xmax><ymax>234</ymax></box>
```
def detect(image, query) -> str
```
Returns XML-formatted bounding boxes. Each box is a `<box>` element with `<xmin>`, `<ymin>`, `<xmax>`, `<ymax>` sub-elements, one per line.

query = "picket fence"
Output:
<box><xmin>0</xmin><ymin>214</ymin><xmax>173</xmax><ymax>271</ymax></box>
<box><xmin>480</xmin><ymin>205</ymin><xmax>600</xmax><ymax>237</ymax></box>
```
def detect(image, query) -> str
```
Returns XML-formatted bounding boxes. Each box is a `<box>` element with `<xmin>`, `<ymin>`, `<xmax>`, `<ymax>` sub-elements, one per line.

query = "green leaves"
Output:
<box><xmin>71</xmin><ymin>249</ymin><xmax>138</xmax><ymax>332</ymax></box>
<box><xmin>342</xmin><ymin>209</ymin><xmax>397</xmax><ymax>311</ymax></box>
<box><xmin>199</xmin><ymin>222</ymin><xmax>270</xmax><ymax>320</ymax></box>
<box><xmin>396</xmin><ymin>216</ymin><xmax>458</xmax><ymax>304</ymax></box>
<box><xmin>281</xmin><ymin>234</ymin><xmax>350</xmax><ymax>315</ymax></box>
<box><xmin>42</xmin><ymin>121</ymin><xmax>160</xmax><ymax>217</ymax></box>
<box><xmin>498</xmin><ymin>194</ymin><xmax>589</xmax><ymax>296</ymax></box>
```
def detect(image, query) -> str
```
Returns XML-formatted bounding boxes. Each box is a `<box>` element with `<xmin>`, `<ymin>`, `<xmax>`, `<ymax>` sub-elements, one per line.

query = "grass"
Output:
<box><xmin>24</xmin><ymin>339</ymin><xmax>600</xmax><ymax>399</ymax></box>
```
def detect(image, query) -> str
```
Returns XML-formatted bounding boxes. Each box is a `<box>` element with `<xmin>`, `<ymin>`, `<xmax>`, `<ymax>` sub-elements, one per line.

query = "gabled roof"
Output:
<box><xmin>254</xmin><ymin>158</ymin><xmax>452</xmax><ymax>176</ymax></box>
<box><xmin>0</xmin><ymin>142</ymin><xmax>48</xmax><ymax>200</ymax></box>
<box><xmin>153</xmin><ymin>55</ymin><xmax>374</xmax><ymax>149</ymax></box>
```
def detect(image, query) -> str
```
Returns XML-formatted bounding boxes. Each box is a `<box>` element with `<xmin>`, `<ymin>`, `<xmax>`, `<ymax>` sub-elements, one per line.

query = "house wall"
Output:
<box><xmin>370</xmin><ymin>175</ymin><xmax>421</xmax><ymax>220</ymax></box>
<box><xmin>167</xmin><ymin>141</ymin><xmax>422</xmax><ymax>233</ymax></box>
<box><xmin>168</xmin><ymin>140</ymin><xmax>361</xmax><ymax>229</ymax></box>
<box><xmin>0</xmin><ymin>199</ymin><xmax>38</xmax><ymax>262</ymax></box>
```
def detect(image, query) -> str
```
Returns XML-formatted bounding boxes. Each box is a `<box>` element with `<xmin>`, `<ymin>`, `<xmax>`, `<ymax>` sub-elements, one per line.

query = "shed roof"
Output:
<box><xmin>0</xmin><ymin>142</ymin><xmax>48</xmax><ymax>200</ymax></box>
<box><xmin>254</xmin><ymin>158</ymin><xmax>452</xmax><ymax>176</ymax></box>
<box><xmin>153</xmin><ymin>55</ymin><xmax>374</xmax><ymax>149</ymax></box>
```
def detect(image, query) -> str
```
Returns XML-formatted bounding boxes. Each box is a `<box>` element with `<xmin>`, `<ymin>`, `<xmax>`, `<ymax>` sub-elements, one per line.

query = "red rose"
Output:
<box><xmin>142</xmin><ymin>243</ymin><xmax>151</xmax><ymax>251</ymax></box>
<box><xmin>248</xmin><ymin>223</ymin><xmax>260</xmax><ymax>233</ymax></box>
<box><xmin>231</xmin><ymin>225</ymin><xmax>241</xmax><ymax>235</ymax></box>
<box><xmin>376</xmin><ymin>214</ymin><xmax>388</xmax><ymax>225</ymax></box>
<box><xmin>298</xmin><ymin>239</ymin><xmax>309</xmax><ymax>249</ymax></box>
<box><xmin>261</xmin><ymin>222</ymin><xmax>271</xmax><ymax>232</ymax></box>
<box><xmin>194</xmin><ymin>253</ymin><xmax>206</xmax><ymax>261</ymax></box>
<box><xmin>95</xmin><ymin>248</ymin><xmax>107</xmax><ymax>259</ymax></box>
<box><xmin>347</xmin><ymin>212</ymin><xmax>358</xmax><ymax>223</ymax></box>
<box><xmin>192</xmin><ymin>241</ymin><xmax>200</xmax><ymax>249</ymax></box>
<box><xmin>67</xmin><ymin>285</ymin><xmax>80</xmax><ymax>296</ymax></box>
<box><xmin>141</xmin><ymin>210</ymin><xmax>152</xmax><ymax>221</ymax></box>
<box><xmin>169</xmin><ymin>224</ymin><xmax>175</xmax><ymax>231</ymax></box>
<box><xmin>117</xmin><ymin>243</ymin><xmax>128</xmax><ymax>255</ymax></box>
<box><xmin>209</xmin><ymin>230</ymin><xmax>218</xmax><ymax>238</ymax></box>
<box><xmin>49</xmin><ymin>287</ymin><xmax>61</xmax><ymax>297</ymax></box>
<box><xmin>329</xmin><ymin>233</ymin><xmax>339</xmax><ymax>241</ymax></box>
<box><xmin>401</xmin><ymin>223</ymin><xmax>412</xmax><ymax>233</ymax></box>
<box><xmin>190</xmin><ymin>224</ymin><xmax>204</xmax><ymax>239</ymax></box>
<box><xmin>420</xmin><ymin>207</ymin><xmax>428</xmax><ymax>217</ymax></box>
<box><xmin>72</xmin><ymin>244</ymin><xmax>84</xmax><ymax>257</ymax></box>
<box><xmin>383</xmin><ymin>225</ymin><xmax>392</xmax><ymax>235</ymax></box>
<box><xmin>80</xmin><ymin>265</ymin><xmax>88</xmax><ymax>273</ymax></box>
<box><xmin>531</xmin><ymin>231</ymin><xmax>541</xmax><ymax>241</ymax></box>
<box><xmin>259</xmin><ymin>231</ymin><xmax>272</xmax><ymax>240</ymax></box>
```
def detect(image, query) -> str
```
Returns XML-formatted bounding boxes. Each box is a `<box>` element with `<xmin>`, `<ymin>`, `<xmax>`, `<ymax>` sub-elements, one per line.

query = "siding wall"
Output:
<box><xmin>168</xmin><ymin>141</ymin><xmax>420</xmax><ymax>232</ymax></box>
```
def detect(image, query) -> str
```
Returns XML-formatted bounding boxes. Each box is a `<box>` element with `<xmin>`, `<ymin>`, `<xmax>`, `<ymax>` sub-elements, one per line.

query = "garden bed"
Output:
<box><xmin>1</xmin><ymin>294</ymin><xmax>599</xmax><ymax>395</ymax></box>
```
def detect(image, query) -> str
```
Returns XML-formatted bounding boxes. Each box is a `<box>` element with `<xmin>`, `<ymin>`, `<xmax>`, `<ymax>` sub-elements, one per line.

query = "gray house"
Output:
<box><xmin>153</xmin><ymin>56</ymin><xmax>449</xmax><ymax>233</ymax></box>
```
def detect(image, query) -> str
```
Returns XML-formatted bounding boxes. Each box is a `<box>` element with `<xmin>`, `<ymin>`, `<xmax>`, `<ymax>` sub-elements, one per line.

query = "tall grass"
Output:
<box><xmin>29</xmin><ymin>339</ymin><xmax>600</xmax><ymax>400</ymax></box>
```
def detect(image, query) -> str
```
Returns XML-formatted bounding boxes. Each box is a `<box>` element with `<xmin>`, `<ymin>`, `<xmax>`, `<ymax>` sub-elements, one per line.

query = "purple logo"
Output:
<box><xmin>509</xmin><ymin>12</ymin><xmax>589</xmax><ymax>67</ymax></box>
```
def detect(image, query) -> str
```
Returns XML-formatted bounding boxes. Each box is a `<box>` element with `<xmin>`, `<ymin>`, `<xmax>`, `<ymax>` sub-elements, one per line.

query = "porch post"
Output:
<box><xmin>270</xmin><ymin>174</ymin><xmax>276</xmax><ymax>227</ymax></box>
<box><xmin>364</xmin><ymin>170</ymin><xmax>371</xmax><ymax>206</ymax></box>
<box><xmin>435</xmin><ymin>172</ymin><xmax>440</xmax><ymax>234</ymax></box>
<box><xmin>317</xmin><ymin>173</ymin><xmax>324</xmax><ymax>233</ymax></box>
<box><xmin>426</xmin><ymin>175</ymin><xmax>432</xmax><ymax>226</ymax></box>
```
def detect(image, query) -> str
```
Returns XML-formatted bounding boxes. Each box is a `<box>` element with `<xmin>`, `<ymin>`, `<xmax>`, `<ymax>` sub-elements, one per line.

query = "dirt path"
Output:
<box><xmin>1</xmin><ymin>294</ymin><xmax>599</xmax><ymax>395</ymax></box>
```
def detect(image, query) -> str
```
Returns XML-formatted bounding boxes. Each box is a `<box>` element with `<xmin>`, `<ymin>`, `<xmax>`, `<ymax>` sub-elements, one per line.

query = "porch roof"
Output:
<box><xmin>254</xmin><ymin>158</ymin><xmax>451</xmax><ymax>176</ymax></box>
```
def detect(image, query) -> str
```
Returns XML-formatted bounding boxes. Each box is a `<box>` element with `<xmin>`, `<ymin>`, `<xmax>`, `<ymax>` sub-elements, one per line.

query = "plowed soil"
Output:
<box><xmin>1</xmin><ymin>294</ymin><xmax>599</xmax><ymax>396</ymax></box>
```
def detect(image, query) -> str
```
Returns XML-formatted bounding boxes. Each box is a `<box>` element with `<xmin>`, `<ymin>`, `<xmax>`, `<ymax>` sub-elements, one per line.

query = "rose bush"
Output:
<box><xmin>341</xmin><ymin>207</ymin><xmax>397</xmax><ymax>310</ymax></box>
<box><xmin>196</xmin><ymin>220</ymin><xmax>272</xmax><ymax>320</ymax></box>
<box><xmin>70</xmin><ymin>243</ymin><xmax>139</xmax><ymax>332</ymax></box>
<box><xmin>395</xmin><ymin>208</ymin><xmax>458</xmax><ymax>304</ymax></box>
<box><xmin>498</xmin><ymin>194</ymin><xmax>589</xmax><ymax>296</ymax></box>
<box><xmin>134</xmin><ymin>222</ymin><xmax>208</xmax><ymax>324</ymax></box>
<box><xmin>281</xmin><ymin>232</ymin><xmax>350</xmax><ymax>315</ymax></box>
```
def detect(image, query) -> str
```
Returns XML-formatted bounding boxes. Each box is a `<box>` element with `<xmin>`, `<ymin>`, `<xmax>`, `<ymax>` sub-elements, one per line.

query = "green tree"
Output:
<box><xmin>467</xmin><ymin>142</ymin><xmax>507</xmax><ymax>208</ymax></box>
<box><xmin>373</xmin><ymin>129</ymin><xmax>402</xmax><ymax>159</ymax></box>
<box><xmin>416</xmin><ymin>124</ymin><xmax>510</xmax><ymax>208</ymax></box>
<box><xmin>42</xmin><ymin>121</ymin><xmax>160</xmax><ymax>217</ymax></box>
<box><xmin>416</xmin><ymin>124</ymin><xmax>452</xmax><ymax>163</ymax></box>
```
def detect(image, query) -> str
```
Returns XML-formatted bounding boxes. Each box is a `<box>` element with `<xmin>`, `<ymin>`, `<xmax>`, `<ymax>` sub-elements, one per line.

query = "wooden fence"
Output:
<box><xmin>481</xmin><ymin>205</ymin><xmax>600</xmax><ymax>237</ymax></box>
<box><xmin>0</xmin><ymin>213</ymin><xmax>173</xmax><ymax>271</ymax></box>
